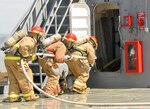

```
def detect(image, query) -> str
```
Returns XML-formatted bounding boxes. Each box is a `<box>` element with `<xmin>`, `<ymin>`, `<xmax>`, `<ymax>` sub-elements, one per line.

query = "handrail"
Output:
<box><xmin>34</xmin><ymin>0</ymin><xmax>49</xmax><ymax>26</ymax></box>
<box><xmin>20</xmin><ymin>0</ymin><xmax>41</xmax><ymax>29</ymax></box>
<box><xmin>56</xmin><ymin>0</ymin><xmax>74</xmax><ymax>33</ymax></box>
<box><xmin>8</xmin><ymin>0</ymin><xmax>48</xmax><ymax>38</ymax></box>
<box><xmin>8</xmin><ymin>0</ymin><xmax>73</xmax><ymax>39</ymax></box>
<box><xmin>42</xmin><ymin>0</ymin><xmax>57</xmax><ymax>30</ymax></box>
<box><xmin>45</xmin><ymin>0</ymin><xmax>63</xmax><ymax>35</ymax></box>
<box><xmin>8</xmin><ymin>0</ymin><xmax>38</xmax><ymax>38</ymax></box>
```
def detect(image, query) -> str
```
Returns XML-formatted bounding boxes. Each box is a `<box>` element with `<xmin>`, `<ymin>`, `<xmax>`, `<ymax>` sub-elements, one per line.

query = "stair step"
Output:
<box><xmin>50</xmin><ymin>24</ymin><xmax>69</xmax><ymax>27</ymax></box>
<box><xmin>29</xmin><ymin>63</ymin><xmax>39</xmax><ymax>66</ymax></box>
<box><xmin>46</xmin><ymin>26</ymin><xmax>69</xmax><ymax>34</ymax></box>
<box><xmin>54</xmin><ymin>6</ymin><xmax>68</xmax><ymax>8</ymax></box>
<box><xmin>53</xmin><ymin>6</ymin><xmax>69</xmax><ymax>15</ymax></box>
<box><xmin>50</xmin><ymin>15</ymin><xmax>69</xmax><ymax>17</ymax></box>
<box><xmin>49</xmin><ymin>15</ymin><xmax>69</xmax><ymax>24</ymax></box>
<box><xmin>46</xmin><ymin>33</ymin><xmax>66</xmax><ymax>37</ymax></box>
<box><xmin>34</xmin><ymin>83</ymin><xmax>41</xmax><ymax>86</ymax></box>
<box><xmin>33</xmin><ymin>73</ymin><xmax>46</xmax><ymax>76</ymax></box>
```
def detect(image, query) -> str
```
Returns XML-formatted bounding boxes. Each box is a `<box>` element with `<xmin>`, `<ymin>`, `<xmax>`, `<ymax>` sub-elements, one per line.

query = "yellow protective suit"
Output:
<box><xmin>39</xmin><ymin>41</ymin><xmax>66</xmax><ymax>95</ymax></box>
<box><xmin>4</xmin><ymin>32</ymin><xmax>39</xmax><ymax>102</ymax></box>
<box><xmin>66</xmin><ymin>42</ymin><xmax>96</xmax><ymax>94</ymax></box>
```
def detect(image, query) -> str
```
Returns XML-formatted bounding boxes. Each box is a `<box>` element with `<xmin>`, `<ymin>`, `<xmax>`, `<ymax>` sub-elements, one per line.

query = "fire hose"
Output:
<box><xmin>36</xmin><ymin>53</ymin><xmax>87</xmax><ymax>59</ymax></box>
<box><xmin>21</xmin><ymin>59</ymin><xmax>150</xmax><ymax>106</ymax></box>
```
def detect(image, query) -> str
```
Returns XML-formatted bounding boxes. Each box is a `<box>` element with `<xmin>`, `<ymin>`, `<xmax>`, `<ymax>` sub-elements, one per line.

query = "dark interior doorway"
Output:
<box><xmin>93</xmin><ymin>3</ymin><xmax>121</xmax><ymax>72</ymax></box>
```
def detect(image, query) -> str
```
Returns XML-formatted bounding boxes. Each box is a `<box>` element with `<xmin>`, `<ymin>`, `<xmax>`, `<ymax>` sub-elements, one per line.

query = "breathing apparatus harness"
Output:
<box><xmin>67</xmin><ymin>44</ymin><xmax>87</xmax><ymax>57</ymax></box>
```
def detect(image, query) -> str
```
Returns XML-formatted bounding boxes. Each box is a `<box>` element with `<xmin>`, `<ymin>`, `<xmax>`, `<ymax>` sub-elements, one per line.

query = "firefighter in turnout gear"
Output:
<box><xmin>3</xmin><ymin>26</ymin><xmax>44</xmax><ymax>102</ymax></box>
<box><xmin>89</xmin><ymin>36</ymin><xmax>98</xmax><ymax>50</ymax></box>
<box><xmin>64</xmin><ymin>34</ymin><xmax>97</xmax><ymax>94</ymax></box>
<box><xmin>39</xmin><ymin>34</ymin><xmax>67</xmax><ymax>96</ymax></box>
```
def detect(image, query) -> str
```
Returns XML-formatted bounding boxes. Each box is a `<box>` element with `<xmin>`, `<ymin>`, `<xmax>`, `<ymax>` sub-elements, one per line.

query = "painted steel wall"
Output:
<box><xmin>86</xmin><ymin>0</ymin><xmax>150</xmax><ymax>88</ymax></box>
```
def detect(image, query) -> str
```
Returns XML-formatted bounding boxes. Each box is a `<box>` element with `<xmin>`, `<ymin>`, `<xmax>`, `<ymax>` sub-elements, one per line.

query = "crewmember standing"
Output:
<box><xmin>3</xmin><ymin>26</ymin><xmax>44</xmax><ymax>102</ymax></box>
<box><xmin>39</xmin><ymin>34</ymin><xmax>67</xmax><ymax>96</ymax></box>
<box><xmin>65</xmin><ymin>35</ymin><xmax>97</xmax><ymax>94</ymax></box>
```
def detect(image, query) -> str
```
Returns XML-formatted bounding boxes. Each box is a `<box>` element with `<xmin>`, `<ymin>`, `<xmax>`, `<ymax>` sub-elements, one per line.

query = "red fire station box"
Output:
<box><xmin>124</xmin><ymin>40</ymin><xmax>143</xmax><ymax>73</ymax></box>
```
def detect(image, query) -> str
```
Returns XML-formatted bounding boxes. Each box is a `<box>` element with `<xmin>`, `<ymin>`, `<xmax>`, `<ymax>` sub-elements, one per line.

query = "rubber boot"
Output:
<box><xmin>2</xmin><ymin>97</ymin><xmax>22</xmax><ymax>103</ymax></box>
<box><xmin>72</xmin><ymin>87</ymin><xmax>87</xmax><ymax>94</ymax></box>
<box><xmin>24</xmin><ymin>94</ymin><xmax>39</xmax><ymax>102</ymax></box>
<box><xmin>44</xmin><ymin>85</ymin><xmax>62</xmax><ymax>97</ymax></box>
<box><xmin>72</xmin><ymin>81</ymin><xmax>87</xmax><ymax>94</ymax></box>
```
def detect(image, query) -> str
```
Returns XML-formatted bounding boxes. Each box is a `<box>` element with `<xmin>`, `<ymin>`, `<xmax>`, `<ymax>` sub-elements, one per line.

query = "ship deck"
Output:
<box><xmin>1</xmin><ymin>88</ymin><xmax>150</xmax><ymax>109</ymax></box>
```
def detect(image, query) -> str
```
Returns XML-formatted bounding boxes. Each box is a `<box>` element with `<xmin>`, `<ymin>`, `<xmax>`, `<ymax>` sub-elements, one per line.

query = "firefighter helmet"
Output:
<box><xmin>63</xmin><ymin>33</ymin><xmax>77</xmax><ymax>49</ymax></box>
<box><xmin>30</xmin><ymin>26</ymin><xmax>44</xmax><ymax>36</ymax></box>
<box><xmin>89</xmin><ymin>36</ymin><xmax>98</xmax><ymax>49</ymax></box>
<box><xmin>64</xmin><ymin>33</ymin><xmax>77</xmax><ymax>42</ymax></box>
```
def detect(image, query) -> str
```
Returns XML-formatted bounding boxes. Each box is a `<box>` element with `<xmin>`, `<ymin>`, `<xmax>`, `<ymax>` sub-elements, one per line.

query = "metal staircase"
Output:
<box><xmin>0</xmin><ymin>0</ymin><xmax>79</xmax><ymax>93</ymax></box>
<box><xmin>8</xmin><ymin>0</ymin><xmax>75</xmax><ymax>89</ymax></box>
<box><xmin>12</xmin><ymin>0</ymin><xmax>74</xmax><ymax>37</ymax></box>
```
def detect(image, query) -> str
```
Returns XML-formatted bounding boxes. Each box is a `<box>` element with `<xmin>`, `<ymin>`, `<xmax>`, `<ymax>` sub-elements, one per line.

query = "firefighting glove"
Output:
<box><xmin>0</xmin><ymin>47</ymin><xmax>6</xmax><ymax>51</ymax></box>
<box><xmin>21</xmin><ymin>54</ymin><xmax>37</xmax><ymax>61</ymax></box>
<box><xmin>1</xmin><ymin>47</ymin><xmax>11</xmax><ymax>54</ymax></box>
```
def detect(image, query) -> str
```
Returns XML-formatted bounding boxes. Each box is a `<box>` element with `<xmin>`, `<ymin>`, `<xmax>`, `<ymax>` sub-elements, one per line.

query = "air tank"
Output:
<box><xmin>76</xmin><ymin>35</ymin><xmax>90</xmax><ymax>45</ymax></box>
<box><xmin>42</xmin><ymin>34</ymin><xmax>62</xmax><ymax>48</ymax></box>
<box><xmin>4</xmin><ymin>30</ymin><xmax>26</xmax><ymax>48</ymax></box>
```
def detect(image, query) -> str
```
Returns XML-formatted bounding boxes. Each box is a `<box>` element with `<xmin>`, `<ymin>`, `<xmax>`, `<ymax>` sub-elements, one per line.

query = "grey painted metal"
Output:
<box><xmin>86</xmin><ymin>0</ymin><xmax>150</xmax><ymax>88</ymax></box>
